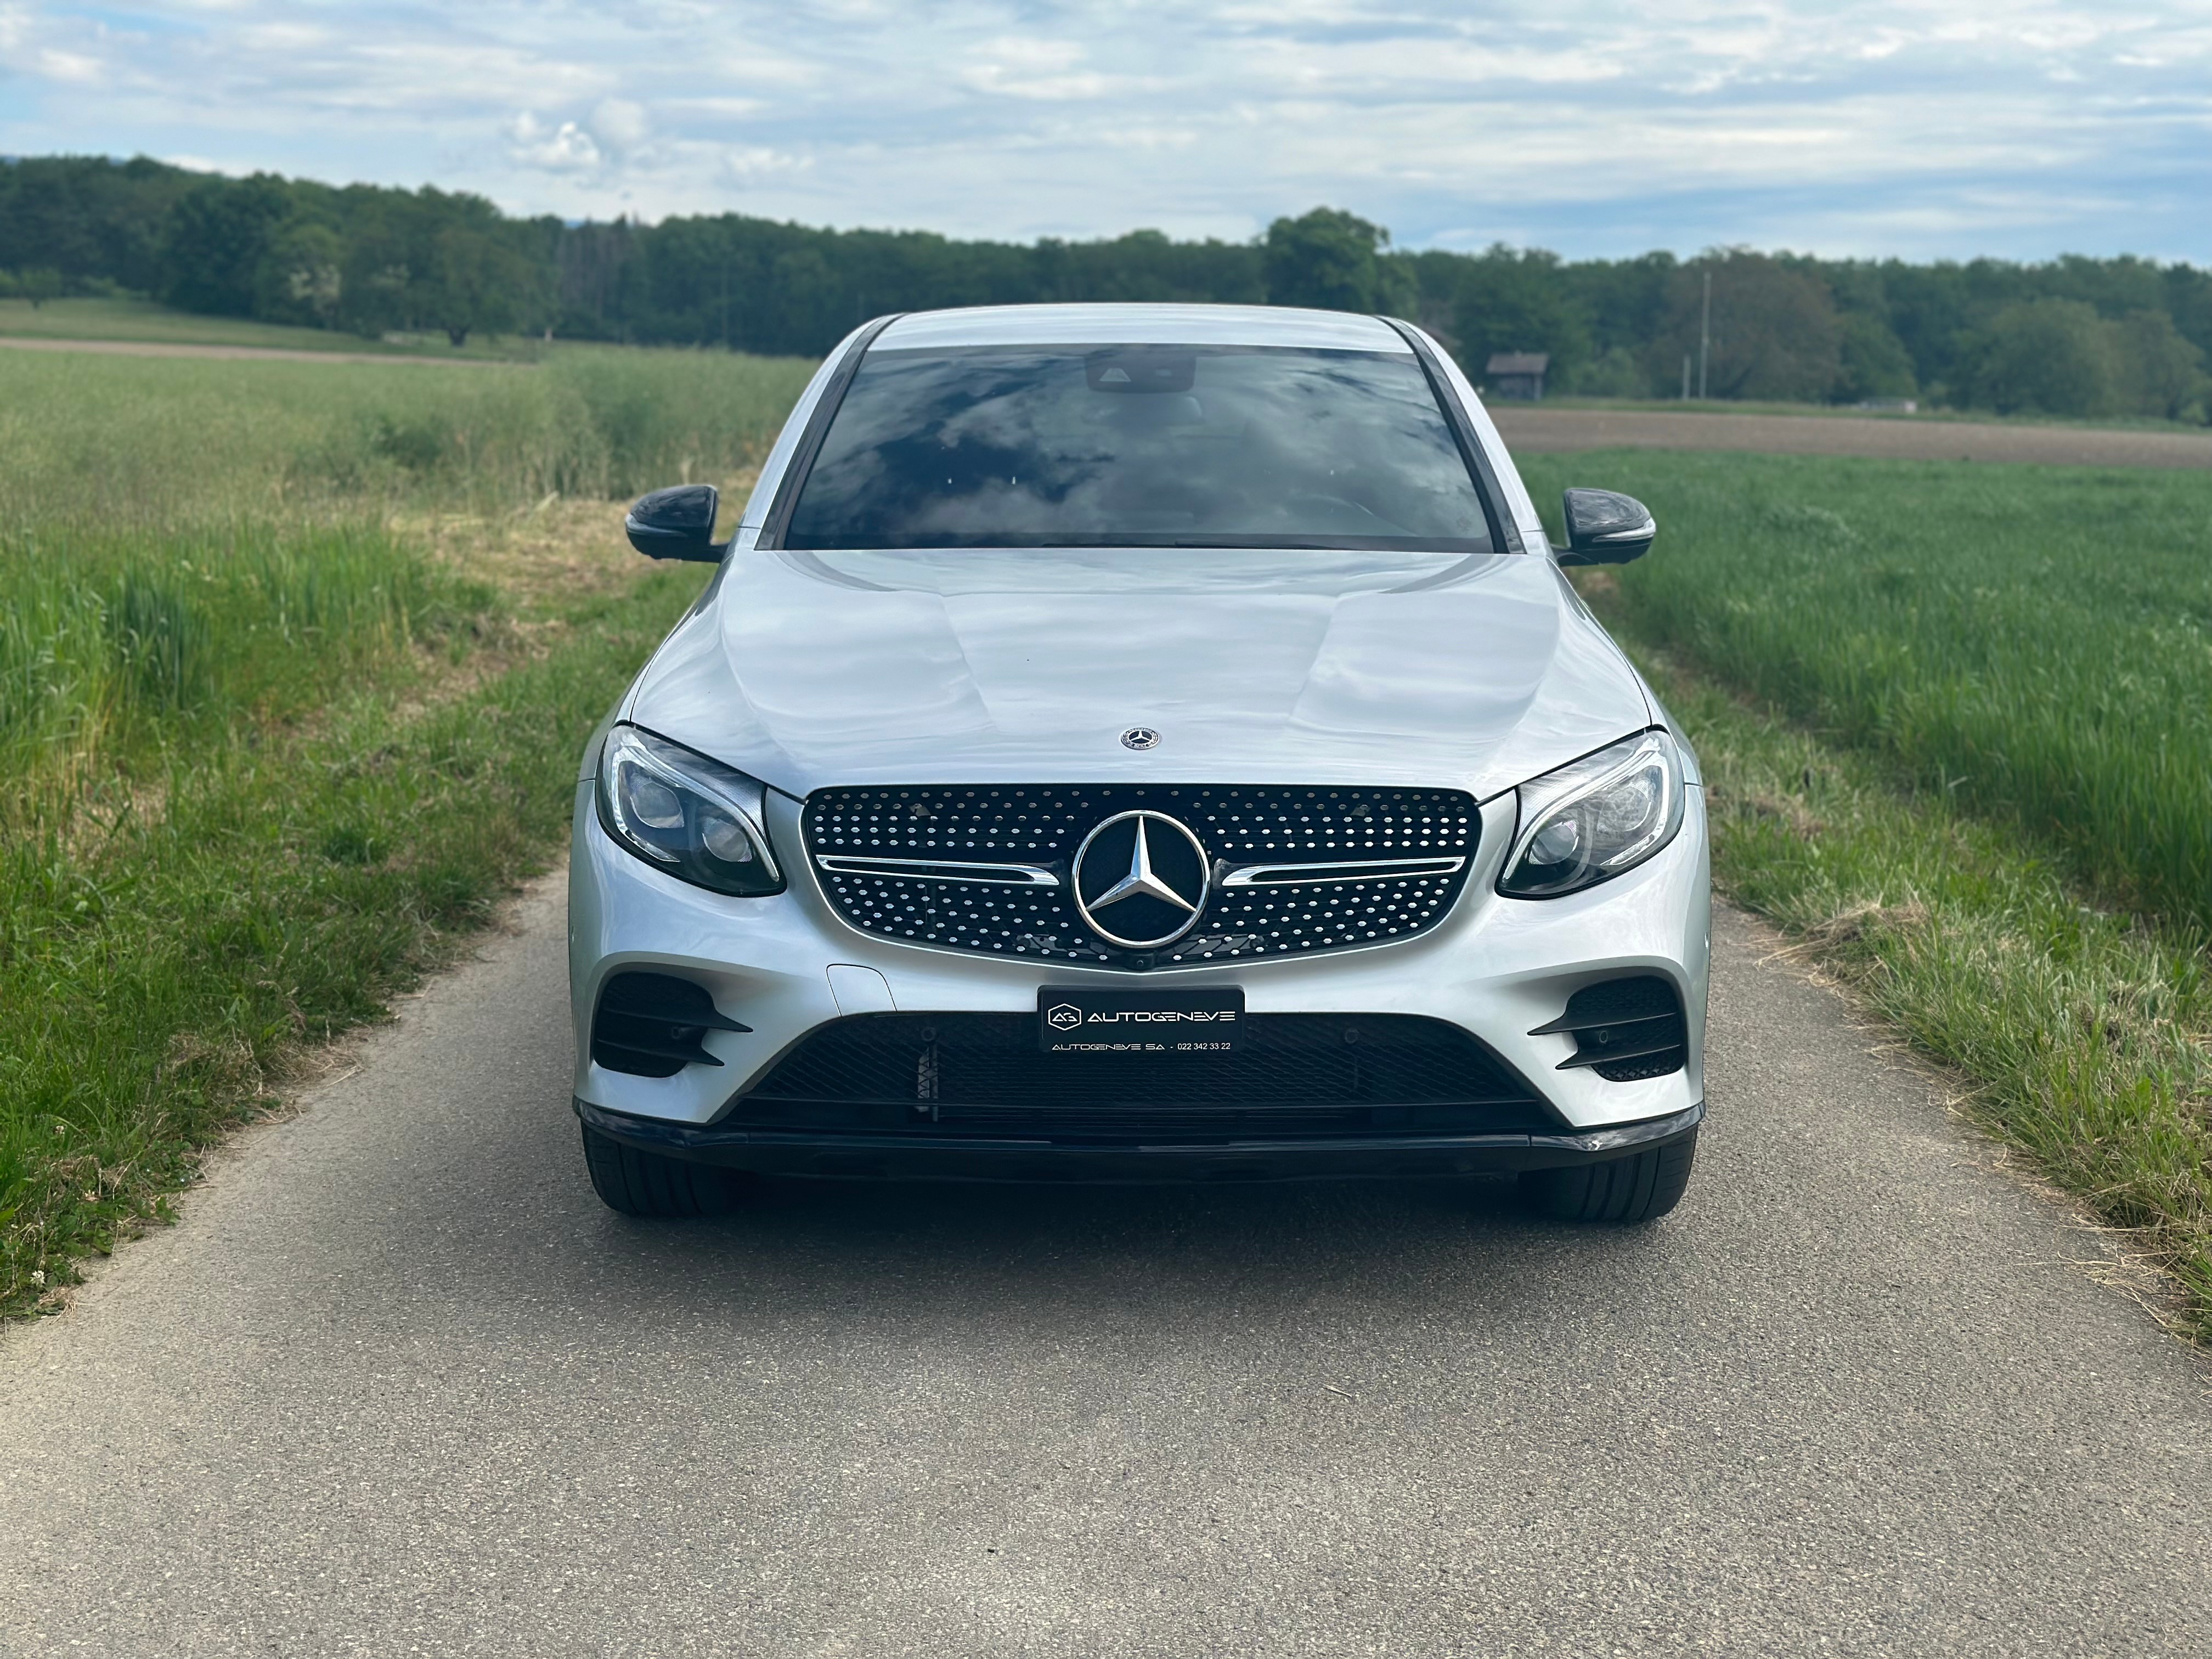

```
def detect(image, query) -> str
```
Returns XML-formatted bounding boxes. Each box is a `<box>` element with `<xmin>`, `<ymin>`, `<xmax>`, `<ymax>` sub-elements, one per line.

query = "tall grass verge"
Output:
<box><xmin>1519</xmin><ymin>452</ymin><xmax>2212</xmax><ymax>935</ymax></box>
<box><xmin>0</xmin><ymin>524</ymin><xmax>490</xmax><ymax>787</ymax></box>
<box><xmin>1</xmin><ymin>566</ymin><xmax>712</xmax><ymax>1313</ymax></box>
<box><xmin>1</xmin><ymin>343</ymin><xmax>819</xmax><ymax>528</ymax></box>
<box><xmin>1520</xmin><ymin>450</ymin><xmax>2212</xmax><ymax>1338</ymax></box>
<box><xmin>1614</xmin><ymin>642</ymin><xmax>2212</xmax><ymax>1339</ymax></box>
<box><xmin>3</xmin><ymin>343</ymin><xmax>814</xmax><ymax>1316</ymax></box>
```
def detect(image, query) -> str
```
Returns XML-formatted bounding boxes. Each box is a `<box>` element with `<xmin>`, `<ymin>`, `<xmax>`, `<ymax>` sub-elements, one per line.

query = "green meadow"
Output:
<box><xmin>1</xmin><ymin>346</ymin><xmax>815</xmax><ymax>1314</ymax></box>
<box><xmin>1520</xmin><ymin>450</ymin><xmax>2212</xmax><ymax>1335</ymax></box>
<box><xmin>1520</xmin><ymin>452</ymin><xmax>2212</xmax><ymax>932</ymax></box>
<box><xmin>0</xmin><ymin>294</ymin><xmax>532</xmax><ymax>357</ymax></box>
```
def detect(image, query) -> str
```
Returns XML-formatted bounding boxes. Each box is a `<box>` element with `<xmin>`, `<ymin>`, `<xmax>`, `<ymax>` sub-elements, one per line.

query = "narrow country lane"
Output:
<box><xmin>3</xmin><ymin>878</ymin><xmax>2207</xmax><ymax>1657</ymax></box>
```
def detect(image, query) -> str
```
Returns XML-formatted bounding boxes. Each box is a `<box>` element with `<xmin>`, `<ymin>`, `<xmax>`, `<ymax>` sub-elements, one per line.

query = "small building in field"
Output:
<box><xmin>1485</xmin><ymin>352</ymin><xmax>1550</xmax><ymax>401</ymax></box>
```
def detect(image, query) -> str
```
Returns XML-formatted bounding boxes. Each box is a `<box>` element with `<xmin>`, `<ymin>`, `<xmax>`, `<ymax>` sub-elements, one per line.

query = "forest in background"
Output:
<box><xmin>4</xmin><ymin>153</ymin><xmax>2209</xmax><ymax>422</ymax></box>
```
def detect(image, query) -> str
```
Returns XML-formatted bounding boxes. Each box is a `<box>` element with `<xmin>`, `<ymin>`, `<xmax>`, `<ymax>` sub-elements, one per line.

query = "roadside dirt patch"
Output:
<box><xmin>1491</xmin><ymin>407</ymin><xmax>2212</xmax><ymax>470</ymax></box>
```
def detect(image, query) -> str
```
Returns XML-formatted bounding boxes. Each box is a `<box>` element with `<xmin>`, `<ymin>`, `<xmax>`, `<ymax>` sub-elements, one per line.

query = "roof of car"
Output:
<box><xmin>872</xmin><ymin>303</ymin><xmax>1412</xmax><ymax>353</ymax></box>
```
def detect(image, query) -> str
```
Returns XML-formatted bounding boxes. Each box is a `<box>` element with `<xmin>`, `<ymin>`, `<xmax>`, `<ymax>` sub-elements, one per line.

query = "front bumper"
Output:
<box><xmin>575</xmin><ymin>1096</ymin><xmax>1703</xmax><ymax>1184</ymax></box>
<box><xmin>569</xmin><ymin>783</ymin><xmax>1711</xmax><ymax>1140</ymax></box>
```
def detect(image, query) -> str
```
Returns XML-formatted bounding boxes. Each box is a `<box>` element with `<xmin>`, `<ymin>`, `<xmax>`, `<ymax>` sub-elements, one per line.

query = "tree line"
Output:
<box><xmin>5</xmin><ymin>155</ymin><xmax>2208</xmax><ymax>422</ymax></box>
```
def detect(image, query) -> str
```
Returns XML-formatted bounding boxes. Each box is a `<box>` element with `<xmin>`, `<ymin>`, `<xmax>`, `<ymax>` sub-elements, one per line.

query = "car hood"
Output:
<box><xmin>625</xmin><ymin>543</ymin><xmax>1651</xmax><ymax>800</ymax></box>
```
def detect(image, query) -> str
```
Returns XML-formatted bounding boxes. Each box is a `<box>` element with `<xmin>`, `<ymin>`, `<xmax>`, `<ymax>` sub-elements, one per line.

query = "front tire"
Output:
<box><xmin>1520</xmin><ymin>1130</ymin><xmax>1697</xmax><ymax>1224</ymax></box>
<box><xmin>581</xmin><ymin>1124</ymin><xmax>747</xmax><ymax>1217</ymax></box>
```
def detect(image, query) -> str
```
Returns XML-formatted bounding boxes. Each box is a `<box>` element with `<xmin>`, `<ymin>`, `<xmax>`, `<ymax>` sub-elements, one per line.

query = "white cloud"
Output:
<box><xmin>721</xmin><ymin>145</ymin><xmax>811</xmax><ymax>183</ymax></box>
<box><xmin>671</xmin><ymin>96</ymin><xmax>766</xmax><ymax>119</ymax></box>
<box><xmin>238</xmin><ymin>22</ymin><xmax>327</xmax><ymax>52</ymax></box>
<box><xmin>962</xmin><ymin>37</ymin><xmax>1119</xmax><ymax>100</ymax></box>
<box><xmin>592</xmin><ymin>99</ymin><xmax>651</xmax><ymax>153</ymax></box>
<box><xmin>507</xmin><ymin>111</ymin><xmax>602</xmax><ymax>172</ymax></box>
<box><xmin>38</xmin><ymin>47</ymin><xmax>104</xmax><ymax>84</ymax></box>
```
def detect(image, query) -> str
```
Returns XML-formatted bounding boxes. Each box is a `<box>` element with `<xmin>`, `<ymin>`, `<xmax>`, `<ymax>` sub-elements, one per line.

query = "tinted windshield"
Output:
<box><xmin>782</xmin><ymin>344</ymin><xmax>1494</xmax><ymax>552</ymax></box>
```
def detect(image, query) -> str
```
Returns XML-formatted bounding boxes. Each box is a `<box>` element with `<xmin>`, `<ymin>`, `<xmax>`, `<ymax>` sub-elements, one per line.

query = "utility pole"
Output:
<box><xmin>1697</xmin><ymin>269</ymin><xmax>1712</xmax><ymax>400</ymax></box>
<box><xmin>1681</xmin><ymin>353</ymin><xmax>1691</xmax><ymax>401</ymax></box>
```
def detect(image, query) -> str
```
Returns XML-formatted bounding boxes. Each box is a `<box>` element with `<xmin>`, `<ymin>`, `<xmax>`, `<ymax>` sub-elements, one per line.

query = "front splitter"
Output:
<box><xmin>573</xmin><ymin>1097</ymin><xmax>1703</xmax><ymax>1185</ymax></box>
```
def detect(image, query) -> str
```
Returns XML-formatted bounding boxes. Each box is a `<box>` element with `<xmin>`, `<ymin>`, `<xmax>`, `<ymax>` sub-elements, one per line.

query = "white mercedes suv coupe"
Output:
<box><xmin>569</xmin><ymin>304</ymin><xmax>1709</xmax><ymax>1223</ymax></box>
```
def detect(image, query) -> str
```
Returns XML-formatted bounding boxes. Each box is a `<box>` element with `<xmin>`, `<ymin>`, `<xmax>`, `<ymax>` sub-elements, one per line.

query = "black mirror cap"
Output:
<box><xmin>625</xmin><ymin>484</ymin><xmax>725</xmax><ymax>562</ymax></box>
<box><xmin>1558</xmin><ymin>488</ymin><xmax>1656</xmax><ymax>566</ymax></box>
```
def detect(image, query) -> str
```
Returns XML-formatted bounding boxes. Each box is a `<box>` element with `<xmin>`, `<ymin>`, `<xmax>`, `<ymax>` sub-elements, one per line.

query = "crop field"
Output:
<box><xmin>1</xmin><ymin>344</ymin><xmax>816</xmax><ymax>526</ymax></box>
<box><xmin>0</xmin><ymin>345</ymin><xmax>817</xmax><ymax>1315</ymax></box>
<box><xmin>1521</xmin><ymin>450</ymin><xmax>2212</xmax><ymax>1331</ymax></box>
<box><xmin>1519</xmin><ymin>452</ymin><xmax>2212</xmax><ymax>931</ymax></box>
<box><xmin>0</xmin><ymin>295</ymin><xmax>532</xmax><ymax>358</ymax></box>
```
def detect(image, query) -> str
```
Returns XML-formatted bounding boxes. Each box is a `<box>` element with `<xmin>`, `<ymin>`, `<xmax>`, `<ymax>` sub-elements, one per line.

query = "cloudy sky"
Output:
<box><xmin>3</xmin><ymin>2</ymin><xmax>2208</xmax><ymax>261</ymax></box>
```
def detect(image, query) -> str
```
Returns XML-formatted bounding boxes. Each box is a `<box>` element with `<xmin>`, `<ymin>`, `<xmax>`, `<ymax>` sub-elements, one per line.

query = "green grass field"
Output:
<box><xmin>1</xmin><ymin>346</ymin><xmax>816</xmax><ymax>1316</ymax></box>
<box><xmin>0</xmin><ymin>295</ymin><xmax>533</xmax><ymax>358</ymax></box>
<box><xmin>1</xmin><ymin>343</ymin><xmax>817</xmax><ymax>528</ymax></box>
<box><xmin>1533</xmin><ymin>395</ymin><xmax>2211</xmax><ymax>433</ymax></box>
<box><xmin>1519</xmin><ymin>453</ymin><xmax>2212</xmax><ymax>935</ymax></box>
<box><xmin>1520</xmin><ymin>451</ymin><xmax>2212</xmax><ymax>1336</ymax></box>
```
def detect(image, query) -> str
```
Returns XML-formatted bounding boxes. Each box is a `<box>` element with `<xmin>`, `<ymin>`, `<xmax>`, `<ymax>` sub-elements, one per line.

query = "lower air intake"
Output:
<box><xmin>731</xmin><ymin>1013</ymin><xmax>1556</xmax><ymax>1142</ymax></box>
<box><xmin>1532</xmin><ymin>977</ymin><xmax>1686</xmax><ymax>1082</ymax></box>
<box><xmin>591</xmin><ymin>972</ymin><xmax>751</xmax><ymax>1078</ymax></box>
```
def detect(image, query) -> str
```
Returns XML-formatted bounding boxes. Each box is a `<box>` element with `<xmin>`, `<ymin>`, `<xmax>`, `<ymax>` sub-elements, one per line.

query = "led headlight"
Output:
<box><xmin>1498</xmin><ymin>730</ymin><xmax>1685</xmax><ymax>899</ymax></box>
<box><xmin>596</xmin><ymin>726</ymin><xmax>783</xmax><ymax>897</ymax></box>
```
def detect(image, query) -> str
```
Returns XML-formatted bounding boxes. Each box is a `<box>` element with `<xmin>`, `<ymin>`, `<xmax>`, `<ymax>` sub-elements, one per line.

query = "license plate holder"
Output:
<box><xmin>1039</xmin><ymin>985</ymin><xmax>1244</xmax><ymax>1054</ymax></box>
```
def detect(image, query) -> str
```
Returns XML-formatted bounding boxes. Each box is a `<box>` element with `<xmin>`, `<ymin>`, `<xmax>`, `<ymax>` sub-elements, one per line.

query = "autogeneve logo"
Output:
<box><xmin>1071</xmin><ymin>810</ymin><xmax>1210</xmax><ymax>950</ymax></box>
<box><xmin>1047</xmin><ymin>1003</ymin><xmax>1084</xmax><ymax>1030</ymax></box>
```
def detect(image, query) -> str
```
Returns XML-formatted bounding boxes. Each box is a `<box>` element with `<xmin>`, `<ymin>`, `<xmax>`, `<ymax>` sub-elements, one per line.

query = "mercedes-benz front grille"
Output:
<box><xmin>804</xmin><ymin>783</ymin><xmax>1479</xmax><ymax>968</ymax></box>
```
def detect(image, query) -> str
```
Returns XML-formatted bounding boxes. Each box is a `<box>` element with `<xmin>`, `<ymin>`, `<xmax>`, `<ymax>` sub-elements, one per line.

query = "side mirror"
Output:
<box><xmin>625</xmin><ymin>484</ymin><xmax>725</xmax><ymax>562</ymax></box>
<box><xmin>1556</xmin><ymin>488</ymin><xmax>1656</xmax><ymax>566</ymax></box>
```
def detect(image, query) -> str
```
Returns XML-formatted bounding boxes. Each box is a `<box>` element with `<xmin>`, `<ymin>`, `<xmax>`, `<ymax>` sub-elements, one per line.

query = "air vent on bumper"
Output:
<box><xmin>732</xmin><ymin>1012</ymin><xmax>1555</xmax><ymax>1141</ymax></box>
<box><xmin>1530</xmin><ymin>977</ymin><xmax>1686</xmax><ymax>1082</ymax></box>
<box><xmin>591</xmin><ymin>972</ymin><xmax>751</xmax><ymax>1078</ymax></box>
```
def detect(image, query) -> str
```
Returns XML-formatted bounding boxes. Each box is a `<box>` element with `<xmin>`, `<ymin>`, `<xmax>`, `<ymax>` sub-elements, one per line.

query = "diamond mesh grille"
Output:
<box><xmin>804</xmin><ymin>783</ymin><xmax>1478</xmax><ymax>968</ymax></box>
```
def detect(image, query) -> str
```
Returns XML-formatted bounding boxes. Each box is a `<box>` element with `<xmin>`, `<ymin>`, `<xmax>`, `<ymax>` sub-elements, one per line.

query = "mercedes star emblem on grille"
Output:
<box><xmin>1071</xmin><ymin>810</ymin><xmax>1210</xmax><ymax>949</ymax></box>
<box><xmin>1120</xmin><ymin>727</ymin><xmax>1160</xmax><ymax>751</ymax></box>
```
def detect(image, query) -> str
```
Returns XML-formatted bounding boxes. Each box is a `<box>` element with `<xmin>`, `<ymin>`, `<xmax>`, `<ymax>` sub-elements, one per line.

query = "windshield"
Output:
<box><xmin>781</xmin><ymin>343</ymin><xmax>1495</xmax><ymax>553</ymax></box>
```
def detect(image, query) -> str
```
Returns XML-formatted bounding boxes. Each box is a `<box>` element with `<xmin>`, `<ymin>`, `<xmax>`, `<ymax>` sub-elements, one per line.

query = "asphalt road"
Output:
<box><xmin>3</xmin><ymin>881</ymin><xmax>2208</xmax><ymax>1657</ymax></box>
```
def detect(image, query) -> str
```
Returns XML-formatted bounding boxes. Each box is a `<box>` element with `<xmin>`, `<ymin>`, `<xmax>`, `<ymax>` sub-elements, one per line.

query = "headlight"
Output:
<box><xmin>1498</xmin><ymin>730</ymin><xmax>1685</xmax><ymax>899</ymax></box>
<box><xmin>596</xmin><ymin>726</ymin><xmax>784</xmax><ymax>896</ymax></box>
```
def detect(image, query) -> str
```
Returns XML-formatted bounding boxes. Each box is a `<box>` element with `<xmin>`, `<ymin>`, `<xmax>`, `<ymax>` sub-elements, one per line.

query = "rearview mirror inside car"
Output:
<box><xmin>1556</xmin><ymin>488</ymin><xmax>1656</xmax><ymax>566</ymax></box>
<box><xmin>625</xmin><ymin>484</ymin><xmax>725</xmax><ymax>562</ymax></box>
